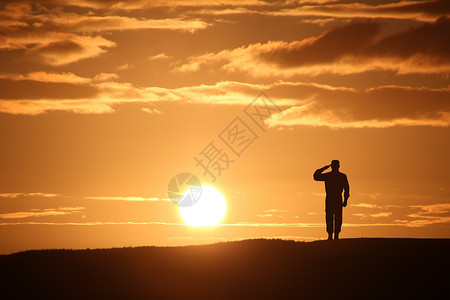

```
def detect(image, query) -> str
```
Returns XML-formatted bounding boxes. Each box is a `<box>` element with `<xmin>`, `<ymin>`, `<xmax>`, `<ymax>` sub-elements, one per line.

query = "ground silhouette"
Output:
<box><xmin>1</xmin><ymin>238</ymin><xmax>448</xmax><ymax>300</ymax></box>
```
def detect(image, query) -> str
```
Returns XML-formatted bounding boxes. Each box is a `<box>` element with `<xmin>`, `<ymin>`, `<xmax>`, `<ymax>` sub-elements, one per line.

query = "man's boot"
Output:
<box><xmin>334</xmin><ymin>233</ymin><xmax>339</xmax><ymax>240</ymax></box>
<box><xmin>327</xmin><ymin>233</ymin><xmax>332</xmax><ymax>240</ymax></box>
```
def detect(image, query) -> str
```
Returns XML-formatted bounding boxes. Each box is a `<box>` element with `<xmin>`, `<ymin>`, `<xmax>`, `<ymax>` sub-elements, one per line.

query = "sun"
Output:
<box><xmin>178</xmin><ymin>185</ymin><xmax>226</xmax><ymax>227</ymax></box>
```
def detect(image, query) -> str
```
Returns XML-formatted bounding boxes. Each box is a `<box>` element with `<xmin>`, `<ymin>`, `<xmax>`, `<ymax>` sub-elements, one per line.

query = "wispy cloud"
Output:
<box><xmin>84</xmin><ymin>196</ymin><xmax>170</xmax><ymax>202</ymax></box>
<box><xmin>256</xmin><ymin>214</ymin><xmax>276</xmax><ymax>218</ymax></box>
<box><xmin>117</xmin><ymin>63</ymin><xmax>131</xmax><ymax>70</ymax></box>
<box><xmin>141</xmin><ymin>107</ymin><xmax>162</xmax><ymax>114</ymax></box>
<box><xmin>1</xmin><ymin>218</ymin><xmax>446</xmax><ymax>228</ymax></box>
<box><xmin>0</xmin><ymin>192</ymin><xmax>61</xmax><ymax>198</ymax></box>
<box><xmin>0</xmin><ymin>72</ymin><xmax>118</xmax><ymax>84</ymax></box>
<box><xmin>353</xmin><ymin>203</ymin><xmax>382</xmax><ymax>209</ymax></box>
<box><xmin>269</xmin><ymin>0</ymin><xmax>449</xmax><ymax>22</ymax></box>
<box><xmin>0</xmin><ymin>221</ymin><xmax>183</xmax><ymax>226</ymax></box>
<box><xmin>353</xmin><ymin>203</ymin><xmax>450</xmax><ymax>227</ymax></box>
<box><xmin>264</xmin><ymin>209</ymin><xmax>290</xmax><ymax>213</ymax></box>
<box><xmin>370</xmin><ymin>212</ymin><xmax>393</xmax><ymax>218</ymax></box>
<box><xmin>257</xmin><ymin>208</ymin><xmax>291</xmax><ymax>218</ymax></box>
<box><xmin>0</xmin><ymin>207</ymin><xmax>84</xmax><ymax>219</ymax></box>
<box><xmin>219</xmin><ymin>222</ymin><xmax>403</xmax><ymax>228</ymax></box>
<box><xmin>42</xmin><ymin>0</ymin><xmax>278</xmax><ymax>10</ymax></box>
<box><xmin>406</xmin><ymin>203</ymin><xmax>450</xmax><ymax>227</ymax></box>
<box><xmin>193</xmin><ymin>0</ymin><xmax>448</xmax><ymax>22</ymax></box>
<box><xmin>148</xmin><ymin>53</ymin><xmax>171</xmax><ymax>60</ymax></box>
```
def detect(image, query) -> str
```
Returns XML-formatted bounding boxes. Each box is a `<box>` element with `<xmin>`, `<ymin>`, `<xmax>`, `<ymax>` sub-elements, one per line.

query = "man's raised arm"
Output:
<box><xmin>313</xmin><ymin>165</ymin><xmax>329</xmax><ymax>181</ymax></box>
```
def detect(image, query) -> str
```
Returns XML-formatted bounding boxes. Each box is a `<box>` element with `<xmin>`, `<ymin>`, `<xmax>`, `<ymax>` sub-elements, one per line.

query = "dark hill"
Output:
<box><xmin>1</xmin><ymin>238</ymin><xmax>449</xmax><ymax>299</ymax></box>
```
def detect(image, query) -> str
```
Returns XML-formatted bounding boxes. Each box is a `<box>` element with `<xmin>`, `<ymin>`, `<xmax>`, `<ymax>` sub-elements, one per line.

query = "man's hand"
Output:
<box><xmin>323</xmin><ymin>165</ymin><xmax>330</xmax><ymax>170</ymax></box>
<box><xmin>343</xmin><ymin>199</ymin><xmax>348</xmax><ymax>207</ymax></box>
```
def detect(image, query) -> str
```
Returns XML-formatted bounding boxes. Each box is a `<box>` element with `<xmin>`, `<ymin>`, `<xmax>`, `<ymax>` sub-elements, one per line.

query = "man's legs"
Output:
<box><xmin>334</xmin><ymin>206</ymin><xmax>343</xmax><ymax>240</ymax></box>
<box><xmin>325</xmin><ymin>209</ymin><xmax>333</xmax><ymax>240</ymax></box>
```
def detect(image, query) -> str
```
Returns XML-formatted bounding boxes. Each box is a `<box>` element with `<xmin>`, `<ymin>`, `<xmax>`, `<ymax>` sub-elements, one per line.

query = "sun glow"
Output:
<box><xmin>179</xmin><ymin>185</ymin><xmax>226</xmax><ymax>227</ymax></box>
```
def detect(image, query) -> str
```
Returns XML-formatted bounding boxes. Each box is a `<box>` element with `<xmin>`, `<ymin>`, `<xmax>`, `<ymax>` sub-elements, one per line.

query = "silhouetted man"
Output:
<box><xmin>314</xmin><ymin>160</ymin><xmax>350</xmax><ymax>240</ymax></box>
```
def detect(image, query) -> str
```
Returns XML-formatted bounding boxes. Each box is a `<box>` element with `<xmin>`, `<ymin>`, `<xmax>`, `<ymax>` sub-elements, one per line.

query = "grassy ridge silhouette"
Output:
<box><xmin>1</xmin><ymin>238</ymin><xmax>448</xmax><ymax>299</ymax></box>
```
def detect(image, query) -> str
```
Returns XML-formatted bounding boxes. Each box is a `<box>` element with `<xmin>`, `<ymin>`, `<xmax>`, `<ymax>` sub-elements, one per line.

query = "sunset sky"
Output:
<box><xmin>0</xmin><ymin>0</ymin><xmax>449</xmax><ymax>254</ymax></box>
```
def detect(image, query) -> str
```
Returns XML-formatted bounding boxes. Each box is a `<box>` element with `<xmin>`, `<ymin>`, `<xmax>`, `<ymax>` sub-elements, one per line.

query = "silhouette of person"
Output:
<box><xmin>314</xmin><ymin>160</ymin><xmax>350</xmax><ymax>240</ymax></box>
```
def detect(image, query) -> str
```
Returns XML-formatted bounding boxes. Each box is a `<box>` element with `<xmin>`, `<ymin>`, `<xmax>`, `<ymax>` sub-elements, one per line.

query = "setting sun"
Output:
<box><xmin>179</xmin><ymin>186</ymin><xmax>226</xmax><ymax>227</ymax></box>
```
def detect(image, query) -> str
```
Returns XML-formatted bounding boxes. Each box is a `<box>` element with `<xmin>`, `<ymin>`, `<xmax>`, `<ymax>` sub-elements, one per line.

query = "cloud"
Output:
<box><xmin>370</xmin><ymin>212</ymin><xmax>392</xmax><ymax>218</ymax></box>
<box><xmin>0</xmin><ymin>3</ymin><xmax>31</xmax><ymax>20</ymax></box>
<box><xmin>0</xmin><ymin>192</ymin><xmax>61</xmax><ymax>198</ymax></box>
<box><xmin>0</xmin><ymin>99</ymin><xmax>115</xmax><ymax>115</ymax></box>
<box><xmin>406</xmin><ymin>203</ymin><xmax>450</xmax><ymax>226</ymax></box>
<box><xmin>0</xmin><ymin>218</ymin><xmax>444</xmax><ymax>228</ymax></box>
<box><xmin>0</xmin><ymin>221</ymin><xmax>183</xmax><ymax>226</ymax></box>
<box><xmin>35</xmin><ymin>0</ymin><xmax>281</xmax><ymax>10</ymax></box>
<box><xmin>353</xmin><ymin>212</ymin><xmax>393</xmax><ymax>218</ymax></box>
<box><xmin>1</xmin><ymin>71</ymin><xmax>117</xmax><ymax>84</ymax></box>
<box><xmin>20</xmin><ymin>34</ymin><xmax>116</xmax><ymax>65</ymax></box>
<box><xmin>141</xmin><ymin>107</ymin><xmax>162</xmax><ymax>114</ymax></box>
<box><xmin>298</xmin><ymin>17</ymin><xmax>335</xmax><ymax>26</ymax></box>
<box><xmin>84</xmin><ymin>196</ymin><xmax>169</xmax><ymax>201</ymax></box>
<box><xmin>148</xmin><ymin>53</ymin><xmax>171</xmax><ymax>60</ymax></box>
<box><xmin>0</xmin><ymin>77</ymin><xmax>448</xmax><ymax>130</ymax></box>
<box><xmin>257</xmin><ymin>208</ymin><xmax>292</xmax><ymax>218</ymax></box>
<box><xmin>117</xmin><ymin>63</ymin><xmax>131</xmax><ymax>70</ymax></box>
<box><xmin>44</xmin><ymin>14</ymin><xmax>209</xmax><ymax>33</ymax></box>
<box><xmin>0</xmin><ymin>207</ymin><xmax>84</xmax><ymax>219</ymax></box>
<box><xmin>0</xmin><ymin>74</ymin><xmax>100</xmax><ymax>101</ymax></box>
<box><xmin>177</xmin><ymin>17</ymin><xmax>450</xmax><ymax>76</ymax></box>
<box><xmin>256</xmin><ymin>214</ymin><xmax>275</xmax><ymax>218</ymax></box>
<box><xmin>268</xmin><ymin>85</ymin><xmax>450</xmax><ymax>128</ymax></box>
<box><xmin>264</xmin><ymin>209</ymin><xmax>290</xmax><ymax>213</ymax></box>
<box><xmin>192</xmin><ymin>0</ymin><xmax>449</xmax><ymax>22</ymax></box>
<box><xmin>353</xmin><ymin>213</ymin><xmax>368</xmax><ymax>218</ymax></box>
<box><xmin>0</xmin><ymin>79</ymin><xmax>294</xmax><ymax>115</ymax></box>
<box><xmin>219</xmin><ymin>222</ymin><xmax>403</xmax><ymax>227</ymax></box>
<box><xmin>270</xmin><ymin>0</ymin><xmax>450</xmax><ymax>22</ymax></box>
<box><xmin>353</xmin><ymin>203</ymin><xmax>382</xmax><ymax>209</ymax></box>
<box><xmin>384</xmin><ymin>204</ymin><xmax>450</xmax><ymax>227</ymax></box>
<box><xmin>0</xmin><ymin>3</ymin><xmax>208</xmax><ymax>65</ymax></box>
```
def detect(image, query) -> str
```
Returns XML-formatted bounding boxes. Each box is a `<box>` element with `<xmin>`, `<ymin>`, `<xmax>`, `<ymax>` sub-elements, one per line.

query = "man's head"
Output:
<box><xmin>331</xmin><ymin>160</ymin><xmax>340</xmax><ymax>171</ymax></box>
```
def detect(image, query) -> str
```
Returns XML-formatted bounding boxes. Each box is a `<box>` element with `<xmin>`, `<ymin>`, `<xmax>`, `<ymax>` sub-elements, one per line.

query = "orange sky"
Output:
<box><xmin>0</xmin><ymin>0</ymin><xmax>449</xmax><ymax>254</ymax></box>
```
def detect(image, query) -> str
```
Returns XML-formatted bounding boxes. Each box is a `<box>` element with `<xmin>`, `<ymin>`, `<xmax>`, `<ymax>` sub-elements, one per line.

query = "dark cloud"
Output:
<box><xmin>0</xmin><ymin>2</ymin><xmax>207</xmax><ymax>65</ymax></box>
<box><xmin>0</xmin><ymin>79</ymin><xmax>98</xmax><ymax>100</ymax></box>
<box><xmin>259</xmin><ymin>16</ymin><xmax>450</xmax><ymax>69</ymax></box>
<box><xmin>271</xmin><ymin>0</ymin><xmax>450</xmax><ymax>22</ymax></box>
<box><xmin>259</xmin><ymin>20</ymin><xmax>381</xmax><ymax>67</ymax></box>
<box><xmin>182</xmin><ymin>0</ymin><xmax>448</xmax><ymax>22</ymax></box>
<box><xmin>266</xmin><ymin>83</ymin><xmax>450</xmax><ymax>128</ymax></box>
<box><xmin>178</xmin><ymin>15</ymin><xmax>450</xmax><ymax>76</ymax></box>
<box><xmin>30</xmin><ymin>39</ymin><xmax>83</xmax><ymax>56</ymax></box>
<box><xmin>350</xmin><ymin>0</ymin><xmax>450</xmax><ymax>20</ymax></box>
<box><xmin>0</xmin><ymin>3</ymin><xmax>31</xmax><ymax>20</ymax></box>
<box><xmin>372</xmin><ymin>16</ymin><xmax>450</xmax><ymax>62</ymax></box>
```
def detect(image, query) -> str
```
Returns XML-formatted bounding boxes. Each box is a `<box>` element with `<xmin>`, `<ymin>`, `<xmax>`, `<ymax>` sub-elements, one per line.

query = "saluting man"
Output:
<box><xmin>314</xmin><ymin>160</ymin><xmax>350</xmax><ymax>240</ymax></box>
